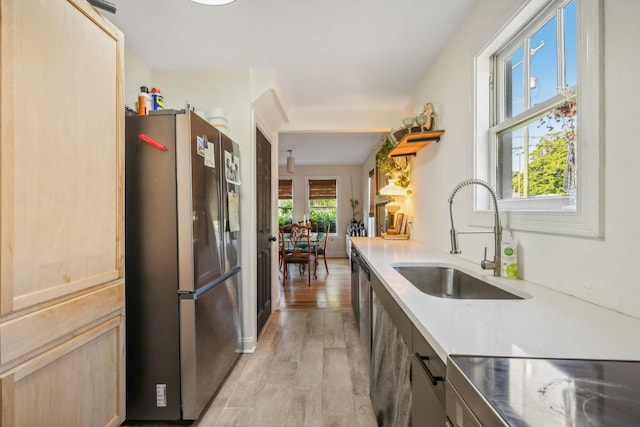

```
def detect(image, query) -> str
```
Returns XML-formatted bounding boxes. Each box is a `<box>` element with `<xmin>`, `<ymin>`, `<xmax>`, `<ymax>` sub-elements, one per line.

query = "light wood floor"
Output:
<box><xmin>124</xmin><ymin>258</ymin><xmax>376</xmax><ymax>426</ymax></box>
<box><xmin>279</xmin><ymin>257</ymin><xmax>352</xmax><ymax>311</ymax></box>
<box><xmin>195</xmin><ymin>258</ymin><xmax>376</xmax><ymax>426</ymax></box>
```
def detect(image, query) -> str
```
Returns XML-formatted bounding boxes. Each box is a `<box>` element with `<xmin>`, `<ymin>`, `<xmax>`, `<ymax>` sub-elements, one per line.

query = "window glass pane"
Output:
<box><xmin>498</xmin><ymin>106</ymin><xmax>577</xmax><ymax>200</ymax></box>
<box><xmin>309</xmin><ymin>199</ymin><xmax>337</xmax><ymax>233</ymax></box>
<box><xmin>564</xmin><ymin>0</ymin><xmax>577</xmax><ymax>88</ymax></box>
<box><xmin>530</xmin><ymin>16</ymin><xmax>558</xmax><ymax>106</ymax></box>
<box><xmin>505</xmin><ymin>45</ymin><xmax>525</xmax><ymax>118</ymax></box>
<box><xmin>278</xmin><ymin>199</ymin><xmax>293</xmax><ymax>226</ymax></box>
<box><xmin>498</xmin><ymin>125</ymin><xmax>524</xmax><ymax>199</ymax></box>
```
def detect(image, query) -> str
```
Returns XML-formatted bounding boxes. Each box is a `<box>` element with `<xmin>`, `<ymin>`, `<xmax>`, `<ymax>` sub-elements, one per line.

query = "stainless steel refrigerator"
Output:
<box><xmin>124</xmin><ymin>110</ymin><xmax>242</xmax><ymax>421</ymax></box>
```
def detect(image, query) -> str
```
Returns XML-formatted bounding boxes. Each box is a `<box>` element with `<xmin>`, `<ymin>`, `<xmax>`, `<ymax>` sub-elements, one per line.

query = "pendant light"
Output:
<box><xmin>188</xmin><ymin>0</ymin><xmax>237</xmax><ymax>5</ymax></box>
<box><xmin>286</xmin><ymin>150</ymin><xmax>295</xmax><ymax>174</ymax></box>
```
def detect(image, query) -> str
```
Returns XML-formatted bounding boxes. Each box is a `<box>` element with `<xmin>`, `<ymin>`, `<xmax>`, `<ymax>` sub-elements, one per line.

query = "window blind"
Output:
<box><xmin>278</xmin><ymin>179</ymin><xmax>292</xmax><ymax>199</ymax></box>
<box><xmin>308</xmin><ymin>179</ymin><xmax>336</xmax><ymax>200</ymax></box>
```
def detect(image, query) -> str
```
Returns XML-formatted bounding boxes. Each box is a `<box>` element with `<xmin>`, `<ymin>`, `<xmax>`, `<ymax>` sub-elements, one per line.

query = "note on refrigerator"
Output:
<box><xmin>224</xmin><ymin>150</ymin><xmax>241</xmax><ymax>185</ymax></box>
<box><xmin>228</xmin><ymin>192</ymin><xmax>240</xmax><ymax>232</ymax></box>
<box><xmin>204</xmin><ymin>142</ymin><xmax>215</xmax><ymax>168</ymax></box>
<box><xmin>196</xmin><ymin>135</ymin><xmax>207</xmax><ymax>157</ymax></box>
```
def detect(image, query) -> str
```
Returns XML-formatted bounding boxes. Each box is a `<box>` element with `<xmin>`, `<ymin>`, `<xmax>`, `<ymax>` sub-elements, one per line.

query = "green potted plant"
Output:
<box><xmin>376</xmin><ymin>135</ymin><xmax>411</xmax><ymax>193</ymax></box>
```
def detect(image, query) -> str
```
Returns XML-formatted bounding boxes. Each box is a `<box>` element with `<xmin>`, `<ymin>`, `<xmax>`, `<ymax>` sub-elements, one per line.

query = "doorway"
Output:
<box><xmin>256</xmin><ymin>128</ymin><xmax>272</xmax><ymax>336</ymax></box>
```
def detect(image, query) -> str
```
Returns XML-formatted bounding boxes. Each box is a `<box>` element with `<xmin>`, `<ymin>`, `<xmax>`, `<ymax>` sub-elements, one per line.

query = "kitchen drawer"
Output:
<box><xmin>446</xmin><ymin>382</ymin><xmax>482</xmax><ymax>427</ymax></box>
<box><xmin>413</xmin><ymin>327</ymin><xmax>446</xmax><ymax>405</ymax></box>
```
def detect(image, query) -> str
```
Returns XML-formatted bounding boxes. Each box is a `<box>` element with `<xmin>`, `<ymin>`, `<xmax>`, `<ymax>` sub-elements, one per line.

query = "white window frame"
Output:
<box><xmin>306</xmin><ymin>176</ymin><xmax>339</xmax><ymax>235</ymax></box>
<box><xmin>473</xmin><ymin>0</ymin><xmax>603</xmax><ymax>237</ymax></box>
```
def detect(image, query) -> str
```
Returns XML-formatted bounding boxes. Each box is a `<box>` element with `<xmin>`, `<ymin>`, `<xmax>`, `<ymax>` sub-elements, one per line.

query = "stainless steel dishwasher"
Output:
<box><xmin>350</xmin><ymin>247</ymin><xmax>360</xmax><ymax>324</ymax></box>
<box><xmin>357</xmin><ymin>255</ymin><xmax>372</xmax><ymax>359</ymax></box>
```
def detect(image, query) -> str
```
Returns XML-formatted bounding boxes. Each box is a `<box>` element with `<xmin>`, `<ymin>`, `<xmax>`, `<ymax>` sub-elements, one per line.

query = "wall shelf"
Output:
<box><xmin>387</xmin><ymin>127</ymin><xmax>445</xmax><ymax>158</ymax></box>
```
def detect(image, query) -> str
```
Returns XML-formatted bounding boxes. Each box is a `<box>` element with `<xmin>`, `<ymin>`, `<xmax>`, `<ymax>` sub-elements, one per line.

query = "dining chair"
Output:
<box><xmin>283</xmin><ymin>223</ymin><xmax>313</xmax><ymax>286</ymax></box>
<box><xmin>314</xmin><ymin>222</ymin><xmax>330</xmax><ymax>278</ymax></box>
<box><xmin>279</xmin><ymin>226</ymin><xmax>296</xmax><ymax>270</ymax></box>
<box><xmin>278</xmin><ymin>227</ymin><xmax>285</xmax><ymax>271</ymax></box>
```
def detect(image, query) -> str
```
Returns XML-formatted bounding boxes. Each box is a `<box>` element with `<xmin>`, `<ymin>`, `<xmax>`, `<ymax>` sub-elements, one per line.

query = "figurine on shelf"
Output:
<box><xmin>420</xmin><ymin>102</ymin><xmax>434</xmax><ymax>131</ymax></box>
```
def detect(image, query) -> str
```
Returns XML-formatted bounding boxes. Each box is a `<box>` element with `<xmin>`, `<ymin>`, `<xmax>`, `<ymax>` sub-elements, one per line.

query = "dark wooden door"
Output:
<box><xmin>256</xmin><ymin>128</ymin><xmax>273</xmax><ymax>336</ymax></box>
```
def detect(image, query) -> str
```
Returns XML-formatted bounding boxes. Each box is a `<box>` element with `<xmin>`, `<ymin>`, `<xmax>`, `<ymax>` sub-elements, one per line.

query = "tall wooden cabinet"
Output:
<box><xmin>0</xmin><ymin>0</ymin><xmax>125</xmax><ymax>425</ymax></box>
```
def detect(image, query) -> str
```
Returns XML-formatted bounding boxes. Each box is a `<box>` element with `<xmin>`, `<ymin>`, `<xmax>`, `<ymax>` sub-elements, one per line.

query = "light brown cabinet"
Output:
<box><xmin>0</xmin><ymin>0</ymin><xmax>125</xmax><ymax>425</ymax></box>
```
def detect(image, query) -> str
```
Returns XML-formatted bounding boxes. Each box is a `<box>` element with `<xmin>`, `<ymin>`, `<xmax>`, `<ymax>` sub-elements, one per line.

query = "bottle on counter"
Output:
<box><xmin>138</xmin><ymin>86</ymin><xmax>151</xmax><ymax>115</ymax></box>
<box><xmin>151</xmin><ymin>87</ymin><xmax>164</xmax><ymax>111</ymax></box>
<box><xmin>501</xmin><ymin>230</ymin><xmax>518</xmax><ymax>279</ymax></box>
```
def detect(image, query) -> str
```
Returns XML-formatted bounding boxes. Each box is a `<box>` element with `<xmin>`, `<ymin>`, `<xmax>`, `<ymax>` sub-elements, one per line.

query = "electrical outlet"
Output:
<box><xmin>156</xmin><ymin>384</ymin><xmax>167</xmax><ymax>407</ymax></box>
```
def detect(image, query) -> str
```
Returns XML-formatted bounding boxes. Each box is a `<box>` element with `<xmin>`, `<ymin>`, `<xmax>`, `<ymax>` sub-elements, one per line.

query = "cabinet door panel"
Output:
<box><xmin>1</xmin><ymin>0</ymin><xmax>124</xmax><ymax>313</ymax></box>
<box><xmin>0</xmin><ymin>282</ymin><xmax>124</xmax><ymax>368</ymax></box>
<box><xmin>1</xmin><ymin>315</ymin><xmax>125</xmax><ymax>427</ymax></box>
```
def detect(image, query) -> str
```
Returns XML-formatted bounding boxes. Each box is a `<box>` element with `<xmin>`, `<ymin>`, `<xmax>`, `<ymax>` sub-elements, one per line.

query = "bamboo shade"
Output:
<box><xmin>279</xmin><ymin>179</ymin><xmax>293</xmax><ymax>199</ymax></box>
<box><xmin>308</xmin><ymin>179</ymin><xmax>336</xmax><ymax>200</ymax></box>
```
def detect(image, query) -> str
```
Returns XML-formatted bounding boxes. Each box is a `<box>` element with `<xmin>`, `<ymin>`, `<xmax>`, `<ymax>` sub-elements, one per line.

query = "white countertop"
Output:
<box><xmin>351</xmin><ymin>237</ymin><xmax>640</xmax><ymax>364</ymax></box>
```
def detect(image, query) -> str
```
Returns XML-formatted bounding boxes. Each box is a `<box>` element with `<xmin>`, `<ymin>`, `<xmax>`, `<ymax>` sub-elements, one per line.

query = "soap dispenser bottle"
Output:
<box><xmin>501</xmin><ymin>230</ymin><xmax>518</xmax><ymax>279</ymax></box>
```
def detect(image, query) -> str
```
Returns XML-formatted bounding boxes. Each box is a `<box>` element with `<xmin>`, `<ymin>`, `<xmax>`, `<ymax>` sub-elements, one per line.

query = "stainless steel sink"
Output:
<box><xmin>393</xmin><ymin>266</ymin><xmax>523</xmax><ymax>300</ymax></box>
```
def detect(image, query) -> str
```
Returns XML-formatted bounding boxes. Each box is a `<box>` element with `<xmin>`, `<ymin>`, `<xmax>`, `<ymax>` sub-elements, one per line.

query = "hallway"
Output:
<box><xmin>195</xmin><ymin>259</ymin><xmax>377</xmax><ymax>426</ymax></box>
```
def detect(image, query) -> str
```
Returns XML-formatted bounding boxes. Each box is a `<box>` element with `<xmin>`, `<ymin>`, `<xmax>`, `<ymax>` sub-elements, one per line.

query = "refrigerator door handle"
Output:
<box><xmin>181</xmin><ymin>266</ymin><xmax>240</xmax><ymax>298</ymax></box>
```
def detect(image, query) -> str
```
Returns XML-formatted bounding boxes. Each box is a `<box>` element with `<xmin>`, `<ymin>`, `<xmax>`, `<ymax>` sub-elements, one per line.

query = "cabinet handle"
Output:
<box><xmin>414</xmin><ymin>353</ymin><xmax>444</xmax><ymax>386</ymax></box>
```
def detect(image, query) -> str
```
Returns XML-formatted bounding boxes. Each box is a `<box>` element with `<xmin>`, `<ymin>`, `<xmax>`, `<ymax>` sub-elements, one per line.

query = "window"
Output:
<box><xmin>474</xmin><ymin>0</ymin><xmax>602</xmax><ymax>237</ymax></box>
<box><xmin>494</xmin><ymin>0</ymin><xmax>577</xmax><ymax>207</ymax></box>
<box><xmin>308</xmin><ymin>179</ymin><xmax>337</xmax><ymax>233</ymax></box>
<box><xmin>278</xmin><ymin>179</ymin><xmax>293</xmax><ymax>227</ymax></box>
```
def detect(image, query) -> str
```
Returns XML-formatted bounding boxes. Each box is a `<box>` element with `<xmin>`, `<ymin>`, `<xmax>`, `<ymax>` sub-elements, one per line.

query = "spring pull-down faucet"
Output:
<box><xmin>448</xmin><ymin>179</ymin><xmax>502</xmax><ymax>276</ymax></box>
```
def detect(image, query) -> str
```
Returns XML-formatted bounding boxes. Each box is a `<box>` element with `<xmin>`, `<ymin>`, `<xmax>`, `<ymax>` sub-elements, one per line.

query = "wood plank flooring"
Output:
<box><xmin>124</xmin><ymin>258</ymin><xmax>376</xmax><ymax>426</ymax></box>
<box><xmin>279</xmin><ymin>257</ymin><xmax>353</xmax><ymax>311</ymax></box>
<box><xmin>197</xmin><ymin>309</ymin><xmax>377</xmax><ymax>426</ymax></box>
<box><xmin>196</xmin><ymin>258</ymin><xmax>375</xmax><ymax>426</ymax></box>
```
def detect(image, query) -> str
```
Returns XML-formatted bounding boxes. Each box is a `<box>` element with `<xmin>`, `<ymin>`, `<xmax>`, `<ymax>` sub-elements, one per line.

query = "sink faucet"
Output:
<box><xmin>448</xmin><ymin>179</ymin><xmax>502</xmax><ymax>276</ymax></box>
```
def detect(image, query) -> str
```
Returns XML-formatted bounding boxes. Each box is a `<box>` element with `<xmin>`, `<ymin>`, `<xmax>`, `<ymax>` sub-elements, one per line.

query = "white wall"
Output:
<box><xmin>278</xmin><ymin>164</ymin><xmax>363</xmax><ymax>257</ymax></box>
<box><xmin>404</xmin><ymin>0</ymin><xmax>640</xmax><ymax>319</ymax></box>
<box><xmin>123</xmin><ymin>49</ymin><xmax>152</xmax><ymax>110</ymax></box>
<box><xmin>151</xmin><ymin>68</ymin><xmax>252</xmax><ymax>144</ymax></box>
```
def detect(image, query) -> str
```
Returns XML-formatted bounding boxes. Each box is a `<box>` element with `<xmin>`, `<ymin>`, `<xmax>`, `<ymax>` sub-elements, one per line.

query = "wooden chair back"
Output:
<box><xmin>288</xmin><ymin>223</ymin><xmax>311</xmax><ymax>255</ymax></box>
<box><xmin>283</xmin><ymin>223</ymin><xmax>313</xmax><ymax>286</ymax></box>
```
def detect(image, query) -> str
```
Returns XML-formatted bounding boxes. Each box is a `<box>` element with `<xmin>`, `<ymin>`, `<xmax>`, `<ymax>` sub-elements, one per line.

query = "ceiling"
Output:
<box><xmin>279</xmin><ymin>132</ymin><xmax>386</xmax><ymax>167</ymax></box>
<box><xmin>106</xmin><ymin>0</ymin><xmax>474</xmax><ymax>165</ymax></box>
